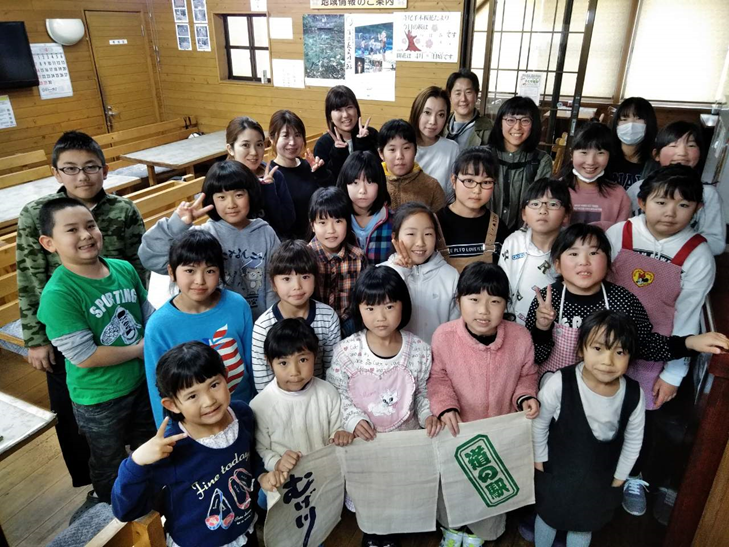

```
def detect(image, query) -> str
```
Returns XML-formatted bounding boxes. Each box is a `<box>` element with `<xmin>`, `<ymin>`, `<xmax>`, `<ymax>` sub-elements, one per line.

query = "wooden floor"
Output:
<box><xmin>0</xmin><ymin>348</ymin><xmax>666</xmax><ymax>546</ymax></box>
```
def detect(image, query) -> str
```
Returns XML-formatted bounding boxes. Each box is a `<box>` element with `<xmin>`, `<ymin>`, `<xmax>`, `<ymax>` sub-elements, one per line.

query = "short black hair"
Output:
<box><xmin>336</xmin><ymin>151</ymin><xmax>390</xmax><ymax>214</ymax></box>
<box><xmin>202</xmin><ymin>160</ymin><xmax>264</xmax><ymax>221</ymax></box>
<box><xmin>636</xmin><ymin>164</ymin><xmax>703</xmax><ymax>204</ymax></box>
<box><xmin>452</xmin><ymin>147</ymin><xmax>498</xmax><ymax>179</ymax></box>
<box><xmin>487</xmin><ymin>96</ymin><xmax>542</xmax><ymax>153</ymax></box>
<box><xmin>562</xmin><ymin>122</ymin><xmax>617</xmax><ymax>196</ymax></box>
<box><xmin>377</xmin><ymin>119</ymin><xmax>417</xmax><ymax>151</ymax></box>
<box><xmin>457</xmin><ymin>262</ymin><xmax>510</xmax><ymax>302</ymax></box>
<box><xmin>391</xmin><ymin>202</ymin><xmax>443</xmax><ymax>249</ymax></box>
<box><xmin>308</xmin><ymin>187</ymin><xmax>355</xmax><ymax>246</ymax></box>
<box><xmin>39</xmin><ymin>196</ymin><xmax>90</xmax><ymax>237</ymax></box>
<box><xmin>168</xmin><ymin>230</ymin><xmax>225</xmax><ymax>281</ymax></box>
<box><xmin>325</xmin><ymin>85</ymin><xmax>362</xmax><ymax>133</ymax></box>
<box><xmin>264</xmin><ymin>318</ymin><xmax>320</xmax><ymax>363</ymax></box>
<box><xmin>611</xmin><ymin>97</ymin><xmax>657</xmax><ymax>164</ymax></box>
<box><xmin>654</xmin><ymin>121</ymin><xmax>704</xmax><ymax>167</ymax></box>
<box><xmin>268</xmin><ymin>239</ymin><xmax>318</xmax><ymax>280</ymax></box>
<box><xmin>577</xmin><ymin>309</ymin><xmax>638</xmax><ymax>359</ymax></box>
<box><xmin>551</xmin><ymin>223</ymin><xmax>612</xmax><ymax>271</ymax></box>
<box><xmin>522</xmin><ymin>178</ymin><xmax>573</xmax><ymax>214</ymax></box>
<box><xmin>445</xmin><ymin>68</ymin><xmax>480</xmax><ymax>96</ymax></box>
<box><xmin>156</xmin><ymin>341</ymin><xmax>227</xmax><ymax>422</ymax></box>
<box><xmin>52</xmin><ymin>131</ymin><xmax>106</xmax><ymax>168</ymax></box>
<box><xmin>350</xmin><ymin>266</ymin><xmax>412</xmax><ymax>331</ymax></box>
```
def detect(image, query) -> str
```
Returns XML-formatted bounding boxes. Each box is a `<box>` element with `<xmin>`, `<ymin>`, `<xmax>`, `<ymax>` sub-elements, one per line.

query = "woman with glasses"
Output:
<box><xmin>487</xmin><ymin>96</ymin><xmax>553</xmax><ymax>230</ymax></box>
<box><xmin>444</xmin><ymin>69</ymin><xmax>494</xmax><ymax>150</ymax></box>
<box><xmin>437</xmin><ymin>147</ymin><xmax>510</xmax><ymax>272</ymax></box>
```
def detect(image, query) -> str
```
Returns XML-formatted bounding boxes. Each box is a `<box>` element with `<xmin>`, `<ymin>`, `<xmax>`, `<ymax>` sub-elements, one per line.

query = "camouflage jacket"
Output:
<box><xmin>16</xmin><ymin>188</ymin><xmax>147</xmax><ymax>348</ymax></box>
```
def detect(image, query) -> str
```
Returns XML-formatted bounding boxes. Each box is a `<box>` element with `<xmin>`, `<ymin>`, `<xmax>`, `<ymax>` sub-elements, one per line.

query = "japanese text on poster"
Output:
<box><xmin>30</xmin><ymin>44</ymin><xmax>73</xmax><ymax>100</ymax></box>
<box><xmin>345</xmin><ymin>13</ymin><xmax>396</xmax><ymax>102</ymax></box>
<box><xmin>394</xmin><ymin>12</ymin><xmax>461</xmax><ymax>63</ymax></box>
<box><xmin>0</xmin><ymin>96</ymin><xmax>17</xmax><ymax>129</ymax></box>
<box><xmin>311</xmin><ymin>0</ymin><xmax>407</xmax><ymax>8</ymax></box>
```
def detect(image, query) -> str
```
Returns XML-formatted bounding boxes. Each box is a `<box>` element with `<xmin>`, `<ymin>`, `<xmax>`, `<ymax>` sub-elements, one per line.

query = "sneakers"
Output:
<box><xmin>653</xmin><ymin>486</ymin><xmax>677</xmax><ymax>526</ymax></box>
<box><xmin>440</xmin><ymin>528</ymin><xmax>463</xmax><ymax>547</ymax></box>
<box><xmin>623</xmin><ymin>475</ymin><xmax>650</xmax><ymax>516</ymax></box>
<box><xmin>69</xmin><ymin>490</ymin><xmax>101</xmax><ymax>525</ymax></box>
<box><xmin>462</xmin><ymin>533</ymin><xmax>484</xmax><ymax>546</ymax></box>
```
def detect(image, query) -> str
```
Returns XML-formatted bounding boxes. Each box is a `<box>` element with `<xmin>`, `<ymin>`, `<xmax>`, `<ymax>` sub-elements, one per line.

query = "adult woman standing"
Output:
<box><xmin>444</xmin><ymin>69</ymin><xmax>493</xmax><ymax>149</ymax></box>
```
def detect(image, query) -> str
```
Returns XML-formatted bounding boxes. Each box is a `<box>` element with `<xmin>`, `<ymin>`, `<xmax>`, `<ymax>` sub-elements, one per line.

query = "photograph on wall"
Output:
<box><xmin>176</xmin><ymin>24</ymin><xmax>192</xmax><ymax>50</ymax></box>
<box><xmin>345</xmin><ymin>13</ymin><xmax>395</xmax><ymax>101</ymax></box>
<box><xmin>174</xmin><ymin>8</ymin><xmax>188</xmax><ymax>22</ymax></box>
<box><xmin>195</xmin><ymin>24</ymin><xmax>211</xmax><ymax>51</ymax></box>
<box><xmin>394</xmin><ymin>12</ymin><xmax>461</xmax><ymax>63</ymax></box>
<box><xmin>303</xmin><ymin>14</ymin><xmax>345</xmax><ymax>87</ymax></box>
<box><xmin>192</xmin><ymin>0</ymin><xmax>207</xmax><ymax>24</ymax></box>
<box><xmin>172</xmin><ymin>0</ymin><xmax>185</xmax><ymax>5</ymax></box>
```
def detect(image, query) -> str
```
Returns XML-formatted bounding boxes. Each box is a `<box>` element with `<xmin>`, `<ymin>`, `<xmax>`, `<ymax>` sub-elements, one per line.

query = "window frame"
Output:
<box><xmin>222</xmin><ymin>14</ymin><xmax>270</xmax><ymax>82</ymax></box>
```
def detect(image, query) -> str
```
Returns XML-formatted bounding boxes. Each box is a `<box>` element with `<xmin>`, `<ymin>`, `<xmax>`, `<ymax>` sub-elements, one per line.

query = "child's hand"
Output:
<box><xmin>330</xmin><ymin>430</ymin><xmax>355</xmax><ymax>446</ymax></box>
<box><xmin>131</xmin><ymin>417</ymin><xmax>187</xmax><ymax>466</ymax></box>
<box><xmin>685</xmin><ymin>332</ymin><xmax>729</xmax><ymax>354</ymax></box>
<box><xmin>258</xmin><ymin>471</ymin><xmax>286</xmax><ymax>492</ymax></box>
<box><xmin>260</xmin><ymin>163</ymin><xmax>279</xmax><ymax>185</ymax></box>
<box><xmin>522</xmin><ymin>399</ymin><xmax>540</xmax><ymax>419</ymax></box>
<box><xmin>534</xmin><ymin>285</ymin><xmax>556</xmax><ymax>331</ymax></box>
<box><xmin>440</xmin><ymin>410</ymin><xmax>461</xmax><ymax>437</ymax></box>
<box><xmin>304</xmin><ymin>149</ymin><xmax>325</xmax><ymax>172</ymax></box>
<box><xmin>274</xmin><ymin>450</ymin><xmax>302</xmax><ymax>475</ymax></box>
<box><xmin>357</xmin><ymin>117</ymin><xmax>371</xmax><ymax>139</ymax></box>
<box><xmin>175</xmin><ymin>193</ymin><xmax>214</xmax><ymax>225</ymax></box>
<box><xmin>425</xmin><ymin>415</ymin><xmax>444</xmax><ymax>438</ymax></box>
<box><xmin>652</xmin><ymin>378</ymin><xmax>679</xmax><ymax>409</ymax></box>
<box><xmin>328</xmin><ymin>127</ymin><xmax>348</xmax><ymax>148</ymax></box>
<box><xmin>353</xmin><ymin>419</ymin><xmax>377</xmax><ymax>441</ymax></box>
<box><xmin>534</xmin><ymin>462</ymin><xmax>544</xmax><ymax>472</ymax></box>
<box><xmin>391</xmin><ymin>238</ymin><xmax>413</xmax><ymax>268</ymax></box>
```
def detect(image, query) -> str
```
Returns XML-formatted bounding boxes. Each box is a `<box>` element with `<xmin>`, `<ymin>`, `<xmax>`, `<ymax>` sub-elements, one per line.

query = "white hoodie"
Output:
<box><xmin>499</xmin><ymin>227</ymin><xmax>557</xmax><ymax>325</ymax></box>
<box><xmin>379</xmin><ymin>251</ymin><xmax>460</xmax><ymax>344</ymax></box>
<box><xmin>606</xmin><ymin>215</ymin><xmax>715</xmax><ymax>386</ymax></box>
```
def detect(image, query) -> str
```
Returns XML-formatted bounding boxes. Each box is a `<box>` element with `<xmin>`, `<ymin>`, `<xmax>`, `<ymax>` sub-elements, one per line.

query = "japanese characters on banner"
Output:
<box><xmin>312</xmin><ymin>0</ymin><xmax>407</xmax><ymax>8</ymax></box>
<box><xmin>30</xmin><ymin>44</ymin><xmax>73</xmax><ymax>100</ymax></box>
<box><xmin>263</xmin><ymin>413</ymin><xmax>535</xmax><ymax>545</ymax></box>
<box><xmin>394</xmin><ymin>12</ymin><xmax>461</xmax><ymax>63</ymax></box>
<box><xmin>345</xmin><ymin>13</ymin><xmax>396</xmax><ymax>102</ymax></box>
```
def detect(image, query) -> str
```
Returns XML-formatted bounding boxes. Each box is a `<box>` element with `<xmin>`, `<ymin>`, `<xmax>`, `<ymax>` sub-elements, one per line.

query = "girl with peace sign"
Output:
<box><xmin>314</xmin><ymin>85</ymin><xmax>379</xmax><ymax>182</ymax></box>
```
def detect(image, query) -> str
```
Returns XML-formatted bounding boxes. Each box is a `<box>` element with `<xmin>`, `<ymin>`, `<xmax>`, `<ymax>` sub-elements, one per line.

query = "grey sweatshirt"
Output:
<box><xmin>139</xmin><ymin>213</ymin><xmax>280</xmax><ymax>319</ymax></box>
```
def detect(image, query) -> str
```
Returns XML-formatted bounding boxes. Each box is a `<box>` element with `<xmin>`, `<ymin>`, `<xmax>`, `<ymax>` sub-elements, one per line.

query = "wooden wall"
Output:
<box><xmin>148</xmin><ymin>0</ymin><xmax>463</xmax><ymax>139</ymax></box>
<box><xmin>0</xmin><ymin>0</ymin><xmax>151</xmax><ymax>157</ymax></box>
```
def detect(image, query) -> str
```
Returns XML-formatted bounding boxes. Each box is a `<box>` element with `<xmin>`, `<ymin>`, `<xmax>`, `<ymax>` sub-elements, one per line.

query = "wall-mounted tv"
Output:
<box><xmin>0</xmin><ymin>22</ymin><xmax>40</xmax><ymax>89</ymax></box>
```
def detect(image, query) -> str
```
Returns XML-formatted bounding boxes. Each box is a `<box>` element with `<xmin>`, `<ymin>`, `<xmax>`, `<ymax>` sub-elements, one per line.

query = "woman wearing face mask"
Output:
<box><xmin>606</xmin><ymin>97</ymin><xmax>658</xmax><ymax>192</ymax></box>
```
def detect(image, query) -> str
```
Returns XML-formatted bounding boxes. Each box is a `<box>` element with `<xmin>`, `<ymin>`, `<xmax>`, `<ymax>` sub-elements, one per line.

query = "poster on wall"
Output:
<box><xmin>0</xmin><ymin>95</ymin><xmax>17</xmax><ymax>129</ymax></box>
<box><xmin>394</xmin><ymin>12</ymin><xmax>461</xmax><ymax>63</ymax></box>
<box><xmin>303</xmin><ymin>14</ymin><xmax>345</xmax><ymax>87</ymax></box>
<box><xmin>30</xmin><ymin>43</ymin><xmax>73</xmax><ymax>100</ymax></box>
<box><xmin>195</xmin><ymin>24</ymin><xmax>210</xmax><ymax>51</ymax></box>
<box><xmin>311</xmin><ymin>0</ymin><xmax>407</xmax><ymax>8</ymax></box>
<box><xmin>176</xmin><ymin>24</ymin><xmax>192</xmax><ymax>51</ymax></box>
<box><xmin>272</xmin><ymin>59</ymin><xmax>305</xmax><ymax>88</ymax></box>
<box><xmin>172</xmin><ymin>0</ymin><xmax>188</xmax><ymax>23</ymax></box>
<box><xmin>345</xmin><ymin>13</ymin><xmax>395</xmax><ymax>102</ymax></box>
<box><xmin>518</xmin><ymin>72</ymin><xmax>543</xmax><ymax>106</ymax></box>
<box><xmin>192</xmin><ymin>0</ymin><xmax>207</xmax><ymax>23</ymax></box>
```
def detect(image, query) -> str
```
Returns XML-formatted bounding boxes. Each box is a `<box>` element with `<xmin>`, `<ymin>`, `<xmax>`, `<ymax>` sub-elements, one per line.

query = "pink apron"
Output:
<box><xmin>608</xmin><ymin>220</ymin><xmax>705</xmax><ymax>410</ymax></box>
<box><xmin>538</xmin><ymin>283</ymin><xmax>609</xmax><ymax>380</ymax></box>
<box><xmin>343</xmin><ymin>335</ymin><xmax>416</xmax><ymax>433</ymax></box>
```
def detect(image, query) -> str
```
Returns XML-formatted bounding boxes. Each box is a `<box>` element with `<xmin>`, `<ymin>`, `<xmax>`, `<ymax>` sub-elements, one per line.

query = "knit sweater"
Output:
<box><xmin>427</xmin><ymin>319</ymin><xmax>538</xmax><ymax>422</ymax></box>
<box><xmin>383</xmin><ymin>162</ymin><xmax>446</xmax><ymax>212</ymax></box>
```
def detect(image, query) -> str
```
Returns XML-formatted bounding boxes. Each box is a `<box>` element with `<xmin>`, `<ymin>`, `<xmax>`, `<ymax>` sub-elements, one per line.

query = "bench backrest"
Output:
<box><xmin>0</xmin><ymin>150</ymin><xmax>53</xmax><ymax>190</ymax></box>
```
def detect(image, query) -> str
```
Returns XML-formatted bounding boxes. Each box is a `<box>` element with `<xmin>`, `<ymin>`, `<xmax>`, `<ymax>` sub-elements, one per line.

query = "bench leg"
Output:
<box><xmin>186</xmin><ymin>165</ymin><xmax>195</xmax><ymax>178</ymax></box>
<box><xmin>147</xmin><ymin>165</ymin><xmax>157</xmax><ymax>186</ymax></box>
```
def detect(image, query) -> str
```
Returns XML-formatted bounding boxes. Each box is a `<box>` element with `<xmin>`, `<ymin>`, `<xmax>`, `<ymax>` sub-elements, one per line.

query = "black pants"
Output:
<box><xmin>47</xmin><ymin>348</ymin><xmax>92</xmax><ymax>487</ymax></box>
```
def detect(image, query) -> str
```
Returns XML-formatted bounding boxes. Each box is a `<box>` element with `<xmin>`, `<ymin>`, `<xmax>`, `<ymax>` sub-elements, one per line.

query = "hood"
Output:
<box><xmin>385</xmin><ymin>249</ymin><xmax>450</xmax><ymax>278</ymax></box>
<box><xmin>207</xmin><ymin>217</ymin><xmax>271</xmax><ymax>235</ymax></box>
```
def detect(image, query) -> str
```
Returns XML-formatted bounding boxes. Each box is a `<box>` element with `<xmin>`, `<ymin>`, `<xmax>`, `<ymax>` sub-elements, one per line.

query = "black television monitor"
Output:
<box><xmin>0</xmin><ymin>22</ymin><xmax>40</xmax><ymax>89</ymax></box>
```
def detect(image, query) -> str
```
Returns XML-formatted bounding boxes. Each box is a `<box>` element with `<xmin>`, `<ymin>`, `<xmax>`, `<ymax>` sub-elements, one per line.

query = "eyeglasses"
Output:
<box><xmin>457</xmin><ymin>177</ymin><xmax>495</xmax><ymax>190</ymax></box>
<box><xmin>57</xmin><ymin>165</ymin><xmax>103</xmax><ymax>175</ymax></box>
<box><xmin>503</xmin><ymin>116</ymin><xmax>533</xmax><ymax>128</ymax></box>
<box><xmin>525</xmin><ymin>199</ymin><xmax>563</xmax><ymax>210</ymax></box>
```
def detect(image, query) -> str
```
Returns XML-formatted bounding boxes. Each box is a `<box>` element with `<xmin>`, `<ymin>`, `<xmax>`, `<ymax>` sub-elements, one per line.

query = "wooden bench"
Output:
<box><xmin>0</xmin><ymin>150</ymin><xmax>52</xmax><ymax>191</ymax></box>
<box><xmin>86</xmin><ymin>511</ymin><xmax>165</xmax><ymax>547</ymax></box>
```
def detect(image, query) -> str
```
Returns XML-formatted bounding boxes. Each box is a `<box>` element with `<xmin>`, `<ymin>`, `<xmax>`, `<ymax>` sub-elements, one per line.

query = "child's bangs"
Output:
<box><xmin>312</xmin><ymin>199</ymin><xmax>349</xmax><ymax>222</ymax></box>
<box><xmin>329</xmin><ymin>90</ymin><xmax>356</xmax><ymax>111</ymax></box>
<box><xmin>456</xmin><ymin>262</ymin><xmax>510</xmax><ymax>301</ymax></box>
<box><xmin>579</xmin><ymin>310</ymin><xmax>638</xmax><ymax>357</ymax></box>
<box><xmin>572</xmin><ymin>123</ymin><xmax>612</xmax><ymax>152</ymax></box>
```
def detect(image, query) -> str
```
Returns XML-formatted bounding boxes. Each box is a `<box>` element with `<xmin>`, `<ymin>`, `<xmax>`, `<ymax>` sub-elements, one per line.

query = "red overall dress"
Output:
<box><xmin>607</xmin><ymin>220</ymin><xmax>706</xmax><ymax>410</ymax></box>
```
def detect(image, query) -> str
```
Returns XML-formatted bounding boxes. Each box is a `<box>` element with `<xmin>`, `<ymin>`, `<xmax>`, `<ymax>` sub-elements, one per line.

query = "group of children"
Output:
<box><xmin>15</xmin><ymin>70</ymin><xmax>729</xmax><ymax>547</ymax></box>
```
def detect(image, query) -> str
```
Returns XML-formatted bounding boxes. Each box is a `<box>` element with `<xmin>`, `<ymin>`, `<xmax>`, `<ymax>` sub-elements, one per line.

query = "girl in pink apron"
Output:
<box><xmin>327</xmin><ymin>266</ymin><xmax>440</xmax><ymax>547</ymax></box>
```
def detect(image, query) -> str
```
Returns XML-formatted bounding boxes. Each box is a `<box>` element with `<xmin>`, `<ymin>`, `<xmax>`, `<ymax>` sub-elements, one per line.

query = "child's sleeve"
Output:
<box><xmin>697</xmin><ymin>185</ymin><xmax>726</xmax><ymax>256</ymax></box>
<box><xmin>532</xmin><ymin>372</ymin><xmax>562</xmax><ymax>464</ymax></box>
<box><xmin>111</xmin><ymin>457</ymin><xmax>159</xmax><ymax>522</ymax></box>
<box><xmin>260</xmin><ymin>169</ymin><xmax>295</xmax><ymax>235</ymax></box>
<box><xmin>322</xmin><ymin>306</ymin><xmax>342</xmax><ymax>374</ymax></box>
<box><xmin>238</xmin><ymin>403</ymin><xmax>266</xmax><ymax>479</ymax></box>
<box><xmin>129</xmin><ymin>262</ymin><xmax>154</xmax><ymax>326</ymax></box>
<box><xmin>251</xmin><ymin>316</ymin><xmax>274</xmax><ymax>393</ymax></box>
<box><xmin>39</xmin><ymin>286</ymin><xmax>96</xmax><ymax>365</ymax></box>
<box><xmin>413</xmin><ymin>341</ymin><xmax>434</xmax><ymax>427</ymax></box>
<box><xmin>525</xmin><ymin>287</ymin><xmax>555</xmax><ymax>364</ymax></box>
<box><xmin>326</xmin><ymin>343</ymin><xmax>369</xmax><ymax>432</ymax></box>
<box><xmin>448</xmin><ymin>274</ymin><xmax>461</xmax><ymax>322</ymax></box>
<box><xmin>124</xmin><ymin>201</ymin><xmax>150</xmax><ymax>287</ymax></box>
<box><xmin>250</xmin><ymin>395</ymin><xmax>283</xmax><ymax>472</ymax></box>
<box><xmin>511</xmin><ymin>333</ymin><xmax>538</xmax><ymax>410</ymax></box>
<box><xmin>605</xmin><ymin>222</ymin><xmax>624</xmax><ymax>261</ymax></box>
<box><xmin>426</xmin><ymin>330</ymin><xmax>460</xmax><ymax>417</ymax></box>
<box><xmin>265</xmin><ymin>234</ymin><xmax>281</xmax><ymax>309</ymax></box>
<box><xmin>327</xmin><ymin>385</ymin><xmax>344</xmax><ymax>437</ymax></box>
<box><xmin>614</xmin><ymin>389</ymin><xmax>645</xmax><ymax>480</ymax></box>
<box><xmin>232</xmin><ymin>299</ymin><xmax>257</xmax><ymax>404</ymax></box>
<box><xmin>142</xmin><ymin>317</ymin><xmax>167</xmax><ymax>427</ymax></box>
<box><xmin>138</xmin><ymin>212</ymin><xmax>192</xmax><ymax>274</ymax></box>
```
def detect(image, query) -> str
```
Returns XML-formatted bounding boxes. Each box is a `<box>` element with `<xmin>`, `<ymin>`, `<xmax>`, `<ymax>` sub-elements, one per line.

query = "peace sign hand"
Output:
<box><xmin>131</xmin><ymin>417</ymin><xmax>188</xmax><ymax>466</ymax></box>
<box><xmin>534</xmin><ymin>285</ymin><xmax>556</xmax><ymax>331</ymax></box>
<box><xmin>391</xmin><ymin>238</ymin><xmax>413</xmax><ymax>268</ymax></box>
<box><xmin>175</xmin><ymin>193</ymin><xmax>214</xmax><ymax>225</ymax></box>
<box><xmin>305</xmin><ymin>149</ymin><xmax>325</xmax><ymax>173</ymax></box>
<box><xmin>357</xmin><ymin>117</ymin><xmax>371</xmax><ymax>139</ymax></box>
<box><xmin>328</xmin><ymin>127</ymin><xmax>348</xmax><ymax>148</ymax></box>
<box><xmin>260</xmin><ymin>163</ymin><xmax>279</xmax><ymax>185</ymax></box>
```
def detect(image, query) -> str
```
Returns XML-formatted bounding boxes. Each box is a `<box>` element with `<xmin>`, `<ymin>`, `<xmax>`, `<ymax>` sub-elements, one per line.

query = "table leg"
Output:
<box><xmin>147</xmin><ymin>165</ymin><xmax>157</xmax><ymax>186</ymax></box>
<box><xmin>186</xmin><ymin>165</ymin><xmax>196</xmax><ymax>178</ymax></box>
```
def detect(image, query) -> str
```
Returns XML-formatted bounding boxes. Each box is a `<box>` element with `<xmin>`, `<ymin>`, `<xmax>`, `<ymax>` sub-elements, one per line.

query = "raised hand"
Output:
<box><xmin>391</xmin><ymin>238</ymin><xmax>413</xmax><ymax>268</ymax></box>
<box><xmin>304</xmin><ymin>149</ymin><xmax>325</xmax><ymax>172</ymax></box>
<box><xmin>175</xmin><ymin>193</ymin><xmax>214</xmax><ymax>225</ymax></box>
<box><xmin>260</xmin><ymin>163</ymin><xmax>279</xmax><ymax>185</ymax></box>
<box><xmin>534</xmin><ymin>285</ymin><xmax>556</xmax><ymax>331</ymax></box>
<box><xmin>357</xmin><ymin>117</ymin><xmax>371</xmax><ymax>139</ymax></box>
<box><xmin>328</xmin><ymin>127</ymin><xmax>348</xmax><ymax>148</ymax></box>
<box><xmin>131</xmin><ymin>417</ymin><xmax>187</xmax><ymax>466</ymax></box>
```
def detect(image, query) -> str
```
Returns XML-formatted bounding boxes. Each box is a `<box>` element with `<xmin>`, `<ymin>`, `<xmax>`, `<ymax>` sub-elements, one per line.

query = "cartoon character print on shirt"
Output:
<box><xmin>223</xmin><ymin>249</ymin><xmax>266</xmax><ymax>310</ymax></box>
<box><xmin>100</xmin><ymin>306</ymin><xmax>142</xmax><ymax>346</ymax></box>
<box><xmin>368</xmin><ymin>388</ymin><xmax>400</xmax><ymax>416</ymax></box>
<box><xmin>205</xmin><ymin>324</ymin><xmax>245</xmax><ymax>392</ymax></box>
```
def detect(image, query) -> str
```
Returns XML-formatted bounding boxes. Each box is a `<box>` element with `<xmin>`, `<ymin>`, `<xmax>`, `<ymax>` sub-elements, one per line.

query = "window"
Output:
<box><xmin>222</xmin><ymin>15</ymin><xmax>270</xmax><ymax>82</ymax></box>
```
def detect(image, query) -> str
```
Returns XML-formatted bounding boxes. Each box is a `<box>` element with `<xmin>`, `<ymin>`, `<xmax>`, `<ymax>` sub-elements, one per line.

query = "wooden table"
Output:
<box><xmin>0</xmin><ymin>391</ymin><xmax>57</xmax><ymax>547</ymax></box>
<box><xmin>543</xmin><ymin>107</ymin><xmax>597</xmax><ymax>120</ymax></box>
<box><xmin>120</xmin><ymin>131</ymin><xmax>227</xmax><ymax>185</ymax></box>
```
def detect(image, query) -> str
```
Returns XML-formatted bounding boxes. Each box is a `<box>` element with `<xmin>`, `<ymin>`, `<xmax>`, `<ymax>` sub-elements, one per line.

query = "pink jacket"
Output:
<box><xmin>427</xmin><ymin>319</ymin><xmax>537</xmax><ymax>422</ymax></box>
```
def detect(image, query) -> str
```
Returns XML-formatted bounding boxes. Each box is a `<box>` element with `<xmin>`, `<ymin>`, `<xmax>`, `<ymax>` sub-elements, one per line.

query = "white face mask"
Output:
<box><xmin>617</xmin><ymin>122</ymin><xmax>646</xmax><ymax>145</ymax></box>
<box><xmin>573</xmin><ymin>168</ymin><xmax>605</xmax><ymax>183</ymax></box>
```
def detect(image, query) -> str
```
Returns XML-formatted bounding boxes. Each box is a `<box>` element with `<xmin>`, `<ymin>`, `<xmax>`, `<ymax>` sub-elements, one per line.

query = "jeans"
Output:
<box><xmin>535</xmin><ymin>514</ymin><xmax>592</xmax><ymax>547</ymax></box>
<box><xmin>72</xmin><ymin>383</ymin><xmax>156</xmax><ymax>502</ymax></box>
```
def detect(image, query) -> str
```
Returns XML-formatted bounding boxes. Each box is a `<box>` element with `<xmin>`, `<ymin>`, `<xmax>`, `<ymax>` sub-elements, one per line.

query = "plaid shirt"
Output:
<box><xmin>309</xmin><ymin>238</ymin><xmax>367</xmax><ymax>322</ymax></box>
<box><xmin>362</xmin><ymin>208</ymin><xmax>394</xmax><ymax>265</ymax></box>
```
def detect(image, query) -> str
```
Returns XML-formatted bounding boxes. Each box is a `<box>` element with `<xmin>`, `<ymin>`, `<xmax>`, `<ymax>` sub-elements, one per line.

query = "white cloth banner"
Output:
<box><xmin>263</xmin><ymin>413</ymin><xmax>534</xmax><ymax>543</ymax></box>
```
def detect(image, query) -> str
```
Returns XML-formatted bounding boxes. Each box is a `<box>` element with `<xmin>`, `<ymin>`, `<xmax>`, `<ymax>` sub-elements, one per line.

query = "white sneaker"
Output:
<box><xmin>462</xmin><ymin>533</ymin><xmax>485</xmax><ymax>546</ymax></box>
<box><xmin>439</xmin><ymin>528</ymin><xmax>463</xmax><ymax>547</ymax></box>
<box><xmin>623</xmin><ymin>474</ymin><xmax>649</xmax><ymax>516</ymax></box>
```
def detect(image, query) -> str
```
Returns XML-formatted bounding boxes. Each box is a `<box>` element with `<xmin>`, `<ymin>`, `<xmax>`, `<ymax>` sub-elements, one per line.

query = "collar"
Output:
<box><xmin>456</xmin><ymin>317</ymin><xmax>506</xmax><ymax>352</ymax></box>
<box><xmin>310</xmin><ymin>237</ymin><xmax>353</xmax><ymax>261</ymax></box>
<box><xmin>382</xmin><ymin>161</ymin><xmax>422</xmax><ymax>182</ymax></box>
<box><xmin>57</xmin><ymin>186</ymin><xmax>107</xmax><ymax>209</ymax></box>
<box><xmin>272</xmin><ymin>299</ymin><xmax>317</xmax><ymax>325</ymax></box>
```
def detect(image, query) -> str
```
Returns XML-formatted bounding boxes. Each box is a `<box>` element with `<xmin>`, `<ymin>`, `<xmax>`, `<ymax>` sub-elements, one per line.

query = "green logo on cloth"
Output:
<box><xmin>455</xmin><ymin>434</ymin><xmax>519</xmax><ymax>507</ymax></box>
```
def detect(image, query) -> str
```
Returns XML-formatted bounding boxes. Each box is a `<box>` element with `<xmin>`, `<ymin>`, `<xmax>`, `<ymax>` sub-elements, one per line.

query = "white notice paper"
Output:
<box><xmin>518</xmin><ymin>72</ymin><xmax>543</xmax><ymax>106</ymax></box>
<box><xmin>394</xmin><ymin>12</ymin><xmax>461</xmax><ymax>63</ymax></box>
<box><xmin>251</xmin><ymin>0</ymin><xmax>267</xmax><ymax>12</ymax></box>
<box><xmin>195</xmin><ymin>24</ymin><xmax>211</xmax><ymax>51</ymax></box>
<box><xmin>30</xmin><ymin>43</ymin><xmax>73</xmax><ymax>100</ymax></box>
<box><xmin>269</xmin><ymin>17</ymin><xmax>293</xmax><ymax>40</ymax></box>
<box><xmin>272</xmin><ymin>59</ymin><xmax>305</xmax><ymax>89</ymax></box>
<box><xmin>0</xmin><ymin>95</ymin><xmax>17</xmax><ymax>129</ymax></box>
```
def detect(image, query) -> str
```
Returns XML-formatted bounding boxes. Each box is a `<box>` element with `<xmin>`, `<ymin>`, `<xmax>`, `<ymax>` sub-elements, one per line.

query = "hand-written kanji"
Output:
<box><xmin>283</xmin><ymin>472</ymin><xmax>318</xmax><ymax>547</ymax></box>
